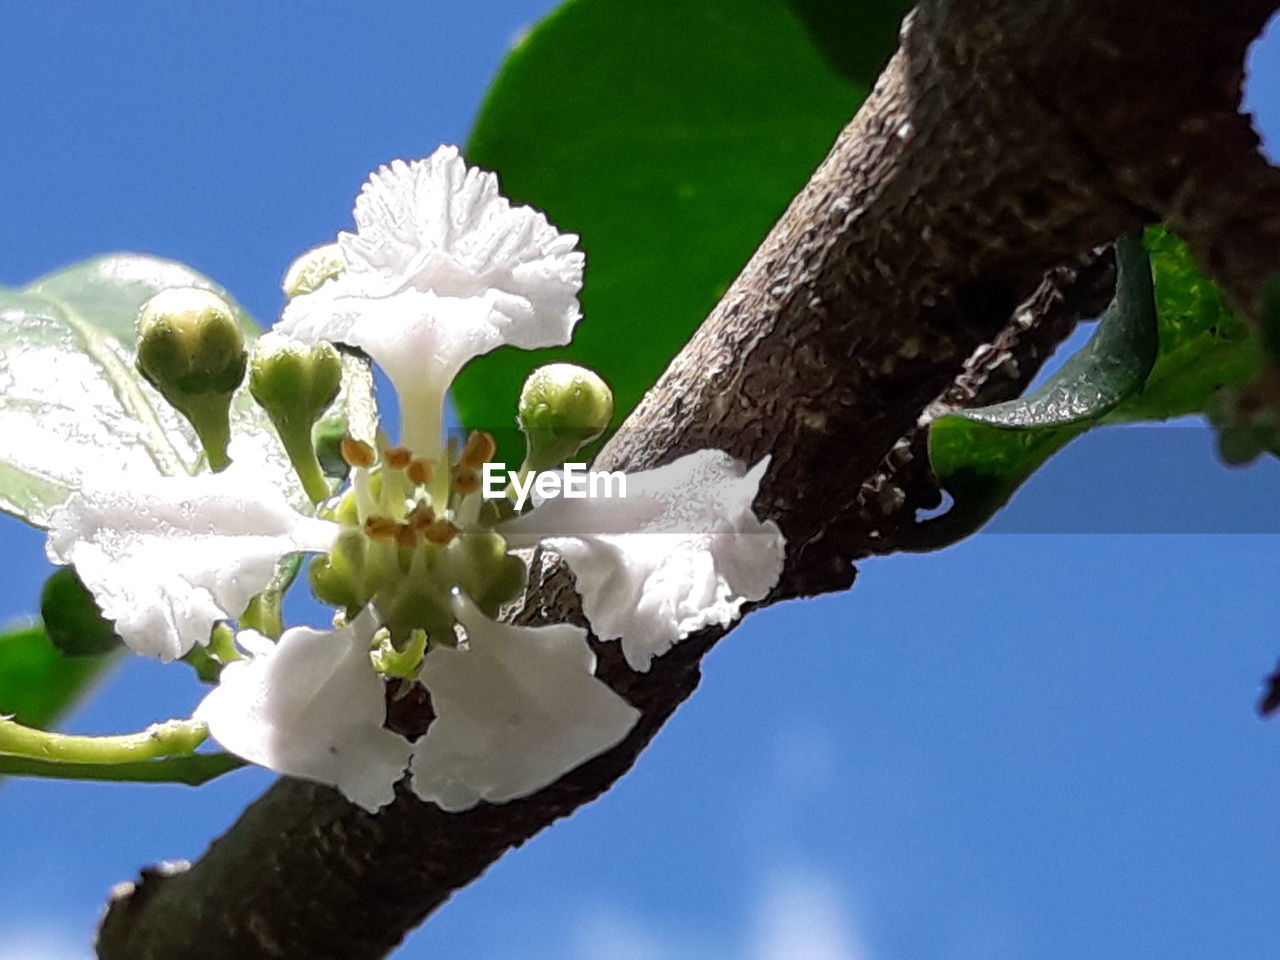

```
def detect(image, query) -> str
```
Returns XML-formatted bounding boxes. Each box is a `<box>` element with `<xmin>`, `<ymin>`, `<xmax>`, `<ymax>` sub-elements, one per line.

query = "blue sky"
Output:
<box><xmin>1</xmin><ymin>3</ymin><xmax>1279</xmax><ymax>959</ymax></box>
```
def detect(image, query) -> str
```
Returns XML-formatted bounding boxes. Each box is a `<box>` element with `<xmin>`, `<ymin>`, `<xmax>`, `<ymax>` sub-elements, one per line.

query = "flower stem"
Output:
<box><xmin>186</xmin><ymin>396</ymin><xmax>234</xmax><ymax>472</ymax></box>
<box><xmin>0</xmin><ymin>717</ymin><xmax>209</xmax><ymax>764</ymax></box>
<box><xmin>0</xmin><ymin>751</ymin><xmax>244</xmax><ymax>786</ymax></box>
<box><xmin>278</xmin><ymin>426</ymin><xmax>332</xmax><ymax>505</ymax></box>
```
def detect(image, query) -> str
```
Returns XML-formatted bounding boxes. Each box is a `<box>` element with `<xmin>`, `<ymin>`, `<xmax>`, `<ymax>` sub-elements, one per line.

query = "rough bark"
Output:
<box><xmin>96</xmin><ymin>1</ymin><xmax>1280</xmax><ymax>957</ymax></box>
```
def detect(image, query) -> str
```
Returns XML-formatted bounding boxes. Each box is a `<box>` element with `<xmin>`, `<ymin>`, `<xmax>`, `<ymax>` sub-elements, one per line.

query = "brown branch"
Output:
<box><xmin>96</xmin><ymin>2</ymin><xmax>1280</xmax><ymax>957</ymax></box>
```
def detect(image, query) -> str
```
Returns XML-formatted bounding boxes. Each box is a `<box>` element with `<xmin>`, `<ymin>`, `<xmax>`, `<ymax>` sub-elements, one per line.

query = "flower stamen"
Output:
<box><xmin>407</xmin><ymin>459</ymin><xmax>432</xmax><ymax>488</ymax></box>
<box><xmin>341</xmin><ymin>437</ymin><xmax>377</xmax><ymax>468</ymax></box>
<box><xmin>459</xmin><ymin>430</ymin><xmax>496</xmax><ymax>469</ymax></box>
<box><xmin>364</xmin><ymin>517</ymin><xmax>400</xmax><ymax>543</ymax></box>
<box><xmin>451</xmin><ymin>465</ymin><xmax>481</xmax><ymax>496</ymax></box>
<box><xmin>422</xmin><ymin>519</ymin><xmax>456</xmax><ymax>544</ymax></box>
<box><xmin>385</xmin><ymin>446</ymin><xmax>413</xmax><ymax>470</ymax></box>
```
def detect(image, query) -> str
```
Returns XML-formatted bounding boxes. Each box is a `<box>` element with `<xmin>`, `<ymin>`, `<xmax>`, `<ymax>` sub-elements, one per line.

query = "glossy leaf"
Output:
<box><xmin>0</xmin><ymin>253</ymin><xmax>377</xmax><ymax>528</ymax></box>
<box><xmin>919</xmin><ymin>227</ymin><xmax>1267</xmax><ymax>546</ymax></box>
<box><xmin>1105</xmin><ymin>226</ymin><xmax>1260</xmax><ymax>423</ymax></box>
<box><xmin>457</xmin><ymin>0</ymin><xmax>909</xmax><ymax>459</ymax></box>
<box><xmin>916</xmin><ymin>234</ymin><xmax>1158</xmax><ymax>547</ymax></box>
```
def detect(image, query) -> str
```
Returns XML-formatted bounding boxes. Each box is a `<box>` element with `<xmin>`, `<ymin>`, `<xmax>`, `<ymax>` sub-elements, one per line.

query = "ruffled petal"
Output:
<box><xmin>45</xmin><ymin>462</ymin><xmax>337</xmax><ymax>661</ymax></box>
<box><xmin>504</xmin><ymin>450</ymin><xmax>785</xmax><ymax>672</ymax></box>
<box><xmin>409</xmin><ymin>595</ymin><xmax>639</xmax><ymax>812</ymax></box>
<box><xmin>276</xmin><ymin>146</ymin><xmax>583</xmax><ymax>406</ymax></box>
<box><xmin>194</xmin><ymin>610</ymin><xmax>412</xmax><ymax>813</ymax></box>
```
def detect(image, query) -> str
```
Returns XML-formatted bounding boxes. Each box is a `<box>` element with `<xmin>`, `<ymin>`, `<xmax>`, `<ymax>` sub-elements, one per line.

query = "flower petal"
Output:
<box><xmin>276</xmin><ymin>146</ymin><xmax>583</xmax><ymax>398</ymax></box>
<box><xmin>504</xmin><ymin>450</ymin><xmax>785</xmax><ymax>672</ymax></box>
<box><xmin>45</xmin><ymin>462</ymin><xmax>337</xmax><ymax>660</ymax></box>
<box><xmin>409</xmin><ymin>595</ymin><xmax>639</xmax><ymax>812</ymax></box>
<box><xmin>194</xmin><ymin>610</ymin><xmax>412</xmax><ymax>813</ymax></box>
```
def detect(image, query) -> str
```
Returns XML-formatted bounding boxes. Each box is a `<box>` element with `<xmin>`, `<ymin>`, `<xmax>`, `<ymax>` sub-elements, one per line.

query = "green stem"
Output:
<box><xmin>0</xmin><ymin>716</ymin><xmax>208</xmax><ymax>764</ymax></box>
<box><xmin>0</xmin><ymin>752</ymin><xmax>244</xmax><ymax>786</ymax></box>
<box><xmin>182</xmin><ymin>395</ymin><xmax>235</xmax><ymax>472</ymax></box>
<box><xmin>279</xmin><ymin>427</ymin><xmax>332</xmax><ymax>504</ymax></box>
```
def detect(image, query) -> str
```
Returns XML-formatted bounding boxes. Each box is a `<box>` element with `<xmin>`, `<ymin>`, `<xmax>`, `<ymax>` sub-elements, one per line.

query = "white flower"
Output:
<box><xmin>194</xmin><ymin>610</ymin><xmax>412</xmax><ymax>813</ymax></box>
<box><xmin>46</xmin><ymin>455</ymin><xmax>337</xmax><ymax>660</ymax></box>
<box><xmin>410</xmin><ymin>594</ymin><xmax>640</xmax><ymax>811</ymax></box>
<box><xmin>503</xmin><ymin>450</ymin><xmax>785</xmax><ymax>671</ymax></box>
<box><xmin>42</xmin><ymin>146</ymin><xmax>787</xmax><ymax>816</ymax></box>
<box><xmin>275</xmin><ymin>146</ymin><xmax>584</xmax><ymax>455</ymax></box>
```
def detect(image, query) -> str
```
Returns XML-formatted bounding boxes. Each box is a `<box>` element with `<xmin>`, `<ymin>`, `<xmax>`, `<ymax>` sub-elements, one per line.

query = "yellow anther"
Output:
<box><xmin>407</xmin><ymin>459</ymin><xmax>432</xmax><ymax>487</ymax></box>
<box><xmin>451</xmin><ymin>464</ymin><xmax>481</xmax><ymax>496</ymax></box>
<box><xmin>459</xmin><ymin>430</ymin><xmax>497</xmax><ymax>469</ymax></box>
<box><xmin>364</xmin><ymin>516</ymin><xmax>400</xmax><ymax>543</ymax></box>
<box><xmin>407</xmin><ymin>502</ymin><xmax>436</xmax><ymax>531</ymax></box>
<box><xmin>422</xmin><ymin>519</ymin><xmax>457</xmax><ymax>544</ymax></box>
<box><xmin>385</xmin><ymin>446</ymin><xmax>412</xmax><ymax>470</ymax></box>
<box><xmin>341</xmin><ymin>436</ymin><xmax>377</xmax><ymax>468</ymax></box>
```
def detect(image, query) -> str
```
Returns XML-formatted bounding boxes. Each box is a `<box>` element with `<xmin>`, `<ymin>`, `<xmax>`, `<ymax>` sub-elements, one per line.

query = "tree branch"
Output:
<box><xmin>96</xmin><ymin>2</ymin><xmax>1279</xmax><ymax>957</ymax></box>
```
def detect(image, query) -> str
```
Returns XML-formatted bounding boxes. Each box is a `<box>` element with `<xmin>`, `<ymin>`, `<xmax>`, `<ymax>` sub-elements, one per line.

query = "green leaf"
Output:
<box><xmin>40</xmin><ymin>567</ymin><xmax>123</xmax><ymax>658</ymax></box>
<box><xmin>1105</xmin><ymin>225</ymin><xmax>1260</xmax><ymax>423</ymax></box>
<box><xmin>0</xmin><ymin>253</ymin><xmax>377</xmax><ymax>527</ymax></box>
<box><xmin>916</xmin><ymin>225</ymin><xmax>1273</xmax><ymax>547</ymax></box>
<box><xmin>25</xmin><ymin>254</ymin><xmax>259</xmax><ymax>345</ymax></box>
<box><xmin>915</xmin><ymin>234</ymin><xmax>1159</xmax><ymax>547</ymax></box>
<box><xmin>457</xmin><ymin>0</ymin><xmax>908</xmax><ymax>458</ymax></box>
<box><xmin>0</xmin><ymin>621</ymin><xmax>116</xmax><ymax>730</ymax></box>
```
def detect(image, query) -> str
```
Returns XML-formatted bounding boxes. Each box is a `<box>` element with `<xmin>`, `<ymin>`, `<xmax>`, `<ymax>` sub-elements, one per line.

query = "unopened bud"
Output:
<box><xmin>136</xmin><ymin>287</ymin><xmax>247</xmax><ymax>470</ymax></box>
<box><xmin>250</xmin><ymin>334</ymin><xmax>342</xmax><ymax>428</ymax></box>
<box><xmin>517</xmin><ymin>363</ymin><xmax>613</xmax><ymax>471</ymax></box>
<box><xmin>249</xmin><ymin>334</ymin><xmax>343</xmax><ymax>502</ymax></box>
<box><xmin>282</xmin><ymin>242</ymin><xmax>346</xmax><ymax>299</ymax></box>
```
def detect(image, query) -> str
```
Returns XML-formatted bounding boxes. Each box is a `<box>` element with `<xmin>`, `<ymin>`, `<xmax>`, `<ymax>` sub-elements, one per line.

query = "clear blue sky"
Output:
<box><xmin>2</xmin><ymin>3</ymin><xmax>1279</xmax><ymax>958</ymax></box>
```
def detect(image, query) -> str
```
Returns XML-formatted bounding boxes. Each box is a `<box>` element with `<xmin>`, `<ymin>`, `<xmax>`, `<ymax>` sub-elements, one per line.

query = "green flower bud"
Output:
<box><xmin>250</xmin><ymin>334</ymin><xmax>342</xmax><ymax>418</ymax></box>
<box><xmin>518</xmin><ymin>363</ymin><xmax>614</xmax><ymax>471</ymax></box>
<box><xmin>250</xmin><ymin>333</ymin><xmax>343</xmax><ymax>502</ymax></box>
<box><xmin>136</xmin><ymin>287</ymin><xmax>247</xmax><ymax>471</ymax></box>
<box><xmin>282</xmin><ymin>242</ymin><xmax>346</xmax><ymax>299</ymax></box>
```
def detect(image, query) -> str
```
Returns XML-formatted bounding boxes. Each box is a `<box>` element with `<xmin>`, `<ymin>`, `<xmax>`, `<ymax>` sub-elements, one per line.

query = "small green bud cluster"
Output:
<box><xmin>135</xmin><ymin>286</ymin><xmax>344</xmax><ymax>496</ymax></box>
<box><xmin>136</xmin><ymin>287</ymin><xmax>248</xmax><ymax>471</ymax></box>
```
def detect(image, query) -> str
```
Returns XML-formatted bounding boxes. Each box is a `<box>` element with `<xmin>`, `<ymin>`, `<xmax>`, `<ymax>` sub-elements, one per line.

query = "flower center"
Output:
<box><xmin>308</xmin><ymin>430</ymin><xmax>526</xmax><ymax>660</ymax></box>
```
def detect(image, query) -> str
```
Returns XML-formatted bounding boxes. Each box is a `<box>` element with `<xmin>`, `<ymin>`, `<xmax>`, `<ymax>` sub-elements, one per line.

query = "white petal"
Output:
<box><xmin>276</xmin><ymin>146</ymin><xmax>583</xmax><ymax>398</ymax></box>
<box><xmin>45</xmin><ymin>462</ymin><xmax>337</xmax><ymax>661</ymax></box>
<box><xmin>409</xmin><ymin>595</ymin><xmax>639</xmax><ymax>812</ymax></box>
<box><xmin>505</xmin><ymin>450</ymin><xmax>786</xmax><ymax>672</ymax></box>
<box><xmin>195</xmin><ymin>610</ymin><xmax>412</xmax><ymax>813</ymax></box>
